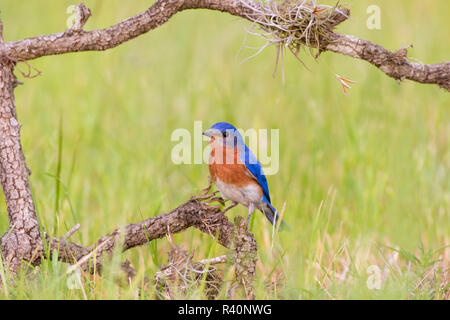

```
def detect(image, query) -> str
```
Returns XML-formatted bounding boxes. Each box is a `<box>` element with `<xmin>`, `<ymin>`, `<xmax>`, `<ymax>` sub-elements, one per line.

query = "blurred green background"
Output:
<box><xmin>0</xmin><ymin>0</ymin><xmax>448</xmax><ymax>299</ymax></box>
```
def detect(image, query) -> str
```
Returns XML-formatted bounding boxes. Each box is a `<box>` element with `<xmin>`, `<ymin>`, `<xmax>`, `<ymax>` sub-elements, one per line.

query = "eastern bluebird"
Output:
<box><xmin>203</xmin><ymin>122</ymin><xmax>289</xmax><ymax>229</ymax></box>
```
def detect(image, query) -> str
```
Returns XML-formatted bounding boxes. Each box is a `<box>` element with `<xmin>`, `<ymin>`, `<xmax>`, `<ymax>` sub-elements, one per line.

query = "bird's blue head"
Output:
<box><xmin>203</xmin><ymin>122</ymin><xmax>245</xmax><ymax>148</ymax></box>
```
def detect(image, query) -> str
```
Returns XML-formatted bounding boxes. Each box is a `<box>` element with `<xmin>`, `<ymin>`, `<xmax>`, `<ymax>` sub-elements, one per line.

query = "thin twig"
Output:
<box><xmin>64</xmin><ymin>223</ymin><xmax>80</xmax><ymax>241</ymax></box>
<box><xmin>199</xmin><ymin>255</ymin><xmax>228</xmax><ymax>265</ymax></box>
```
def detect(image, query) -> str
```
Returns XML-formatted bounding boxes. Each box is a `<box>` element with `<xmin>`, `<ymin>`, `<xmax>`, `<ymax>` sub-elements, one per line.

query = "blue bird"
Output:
<box><xmin>203</xmin><ymin>122</ymin><xmax>289</xmax><ymax>229</ymax></box>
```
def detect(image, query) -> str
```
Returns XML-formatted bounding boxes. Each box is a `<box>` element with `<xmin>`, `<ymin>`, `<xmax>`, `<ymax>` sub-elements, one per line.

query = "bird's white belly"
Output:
<box><xmin>215</xmin><ymin>178</ymin><xmax>262</xmax><ymax>207</ymax></box>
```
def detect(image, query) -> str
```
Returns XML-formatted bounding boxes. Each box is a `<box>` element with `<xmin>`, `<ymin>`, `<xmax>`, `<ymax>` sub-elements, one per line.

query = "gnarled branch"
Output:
<box><xmin>47</xmin><ymin>195</ymin><xmax>251</xmax><ymax>265</ymax></box>
<box><xmin>45</xmin><ymin>194</ymin><xmax>258</xmax><ymax>298</ymax></box>
<box><xmin>326</xmin><ymin>34</ymin><xmax>450</xmax><ymax>90</ymax></box>
<box><xmin>1</xmin><ymin>1</ymin><xmax>448</xmax><ymax>90</ymax></box>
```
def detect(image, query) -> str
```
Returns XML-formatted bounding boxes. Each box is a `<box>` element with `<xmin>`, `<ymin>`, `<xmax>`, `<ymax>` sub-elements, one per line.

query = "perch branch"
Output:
<box><xmin>46</xmin><ymin>193</ymin><xmax>258</xmax><ymax>298</ymax></box>
<box><xmin>47</xmin><ymin>196</ymin><xmax>252</xmax><ymax>273</ymax></box>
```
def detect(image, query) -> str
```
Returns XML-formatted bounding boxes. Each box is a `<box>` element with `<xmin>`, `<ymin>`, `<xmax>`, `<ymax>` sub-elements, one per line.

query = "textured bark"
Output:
<box><xmin>0</xmin><ymin>46</ymin><xmax>42</xmax><ymax>272</ymax></box>
<box><xmin>326</xmin><ymin>34</ymin><xmax>450</xmax><ymax>90</ymax></box>
<box><xmin>2</xmin><ymin>0</ymin><xmax>255</xmax><ymax>61</ymax></box>
<box><xmin>0</xmin><ymin>0</ymin><xmax>347</xmax><ymax>60</ymax></box>
<box><xmin>47</xmin><ymin>197</ymin><xmax>250</xmax><ymax>271</ymax></box>
<box><xmin>47</xmin><ymin>196</ymin><xmax>258</xmax><ymax>298</ymax></box>
<box><xmin>230</xmin><ymin>217</ymin><xmax>257</xmax><ymax>299</ymax></box>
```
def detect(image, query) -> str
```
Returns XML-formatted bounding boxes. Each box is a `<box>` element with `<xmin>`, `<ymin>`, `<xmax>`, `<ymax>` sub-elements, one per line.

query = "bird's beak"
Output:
<box><xmin>202</xmin><ymin>129</ymin><xmax>217</xmax><ymax>138</ymax></box>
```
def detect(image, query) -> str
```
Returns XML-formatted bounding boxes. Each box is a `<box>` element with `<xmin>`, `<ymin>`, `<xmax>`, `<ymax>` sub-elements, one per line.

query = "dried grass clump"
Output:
<box><xmin>154</xmin><ymin>243</ymin><xmax>223</xmax><ymax>299</ymax></box>
<box><xmin>239</xmin><ymin>0</ymin><xmax>349</xmax><ymax>80</ymax></box>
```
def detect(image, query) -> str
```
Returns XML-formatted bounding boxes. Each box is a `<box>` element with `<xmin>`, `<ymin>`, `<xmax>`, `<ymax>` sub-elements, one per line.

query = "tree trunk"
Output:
<box><xmin>0</xmin><ymin>56</ymin><xmax>42</xmax><ymax>273</ymax></box>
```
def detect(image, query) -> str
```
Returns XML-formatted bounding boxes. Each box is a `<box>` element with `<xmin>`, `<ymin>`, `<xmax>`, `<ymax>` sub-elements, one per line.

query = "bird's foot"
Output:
<box><xmin>246</xmin><ymin>203</ymin><xmax>255</xmax><ymax>229</ymax></box>
<box><xmin>205</xmin><ymin>196</ymin><xmax>226</xmax><ymax>206</ymax></box>
<box><xmin>222</xmin><ymin>201</ymin><xmax>238</xmax><ymax>214</ymax></box>
<box><xmin>246</xmin><ymin>214</ymin><xmax>253</xmax><ymax>229</ymax></box>
<box><xmin>210</xmin><ymin>201</ymin><xmax>238</xmax><ymax>221</ymax></box>
<box><xmin>193</xmin><ymin>177</ymin><xmax>227</xmax><ymax>205</ymax></box>
<box><xmin>192</xmin><ymin>190</ymin><xmax>219</xmax><ymax>201</ymax></box>
<box><xmin>199</xmin><ymin>176</ymin><xmax>213</xmax><ymax>196</ymax></box>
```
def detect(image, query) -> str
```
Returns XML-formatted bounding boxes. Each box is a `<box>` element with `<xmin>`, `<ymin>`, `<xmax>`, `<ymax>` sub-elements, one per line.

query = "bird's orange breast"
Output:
<box><xmin>208</xmin><ymin>143</ymin><xmax>256</xmax><ymax>188</ymax></box>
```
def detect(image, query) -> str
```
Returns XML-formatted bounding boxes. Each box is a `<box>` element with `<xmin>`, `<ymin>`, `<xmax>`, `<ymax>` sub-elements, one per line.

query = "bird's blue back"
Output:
<box><xmin>240</xmin><ymin>144</ymin><xmax>271</xmax><ymax>205</ymax></box>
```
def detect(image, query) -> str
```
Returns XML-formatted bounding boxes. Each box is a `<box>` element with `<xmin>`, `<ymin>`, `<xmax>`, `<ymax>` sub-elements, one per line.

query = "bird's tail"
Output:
<box><xmin>261</xmin><ymin>200</ymin><xmax>291</xmax><ymax>231</ymax></box>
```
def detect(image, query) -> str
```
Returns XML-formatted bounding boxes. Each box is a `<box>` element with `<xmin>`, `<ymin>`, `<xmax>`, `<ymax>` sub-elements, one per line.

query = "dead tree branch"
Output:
<box><xmin>230</xmin><ymin>216</ymin><xmax>258</xmax><ymax>299</ymax></box>
<box><xmin>46</xmin><ymin>195</ymin><xmax>257</xmax><ymax>298</ymax></box>
<box><xmin>1</xmin><ymin>1</ymin><xmax>448</xmax><ymax>90</ymax></box>
<box><xmin>46</xmin><ymin>196</ymin><xmax>252</xmax><ymax>269</ymax></box>
<box><xmin>326</xmin><ymin>34</ymin><xmax>450</xmax><ymax>91</ymax></box>
<box><xmin>0</xmin><ymin>28</ymin><xmax>42</xmax><ymax>273</ymax></box>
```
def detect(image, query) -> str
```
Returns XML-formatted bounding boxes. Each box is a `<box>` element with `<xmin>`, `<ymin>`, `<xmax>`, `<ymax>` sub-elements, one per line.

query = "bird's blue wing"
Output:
<box><xmin>240</xmin><ymin>144</ymin><xmax>291</xmax><ymax>230</ymax></box>
<box><xmin>240</xmin><ymin>145</ymin><xmax>271</xmax><ymax>204</ymax></box>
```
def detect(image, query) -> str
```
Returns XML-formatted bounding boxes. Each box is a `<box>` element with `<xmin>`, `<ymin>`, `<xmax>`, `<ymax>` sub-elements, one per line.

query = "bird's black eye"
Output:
<box><xmin>222</xmin><ymin>131</ymin><xmax>228</xmax><ymax>138</ymax></box>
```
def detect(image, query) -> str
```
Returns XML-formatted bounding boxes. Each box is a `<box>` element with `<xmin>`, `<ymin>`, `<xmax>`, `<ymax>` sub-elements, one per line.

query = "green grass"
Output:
<box><xmin>0</xmin><ymin>0</ymin><xmax>448</xmax><ymax>299</ymax></box>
